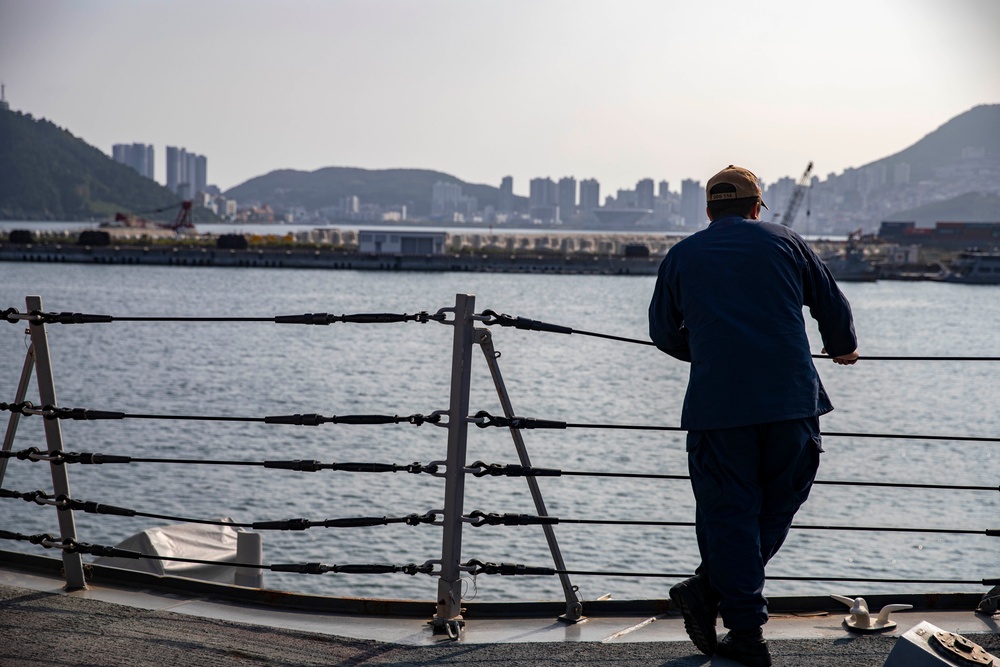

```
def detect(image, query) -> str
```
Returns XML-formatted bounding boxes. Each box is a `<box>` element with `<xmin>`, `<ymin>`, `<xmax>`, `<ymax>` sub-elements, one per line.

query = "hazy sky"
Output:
<box><xmin>1</xmin><ymin>0</ymin><xmax>998</xmax><ymax>195</ymax></box>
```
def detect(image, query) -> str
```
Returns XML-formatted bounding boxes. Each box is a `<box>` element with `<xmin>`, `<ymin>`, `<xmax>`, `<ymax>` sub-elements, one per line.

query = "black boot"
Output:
<box><xmin>669</xmin><ymin>575</ymin><xmax>719</xmax><ymax>655</ymax></box>
<box><xmin>716</xmin><ymin>627</ymin><xmax>772</xmax><ymax>667</ymax></box>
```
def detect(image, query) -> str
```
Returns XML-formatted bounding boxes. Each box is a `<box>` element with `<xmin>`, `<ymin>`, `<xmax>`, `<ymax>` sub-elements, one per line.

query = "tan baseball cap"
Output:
<box><xmin>706</xmin><ymin>165</ymin><xmax>768</xmax><ymax>210</ymax></box>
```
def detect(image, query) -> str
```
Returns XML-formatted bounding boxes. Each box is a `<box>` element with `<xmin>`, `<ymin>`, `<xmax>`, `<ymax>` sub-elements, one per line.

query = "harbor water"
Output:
<box><xmin>2</xmin><ymin>262</ymin><xmax>998</xmax><ymax>603</ymax></box>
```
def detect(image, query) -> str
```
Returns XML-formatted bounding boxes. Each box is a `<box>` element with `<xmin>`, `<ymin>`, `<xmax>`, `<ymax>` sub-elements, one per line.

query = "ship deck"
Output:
<box><xmin>3</xmin><ymin>553</ymin><xmax>997</xmax><ymax>666</ymax></box>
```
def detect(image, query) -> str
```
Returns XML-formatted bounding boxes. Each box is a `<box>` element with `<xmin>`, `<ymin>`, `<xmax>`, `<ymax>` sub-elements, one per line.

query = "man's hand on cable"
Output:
<box><xmin>822</xmin><ymin>348</ymin><xmax>859</xmax><ymax>365</ymax></box>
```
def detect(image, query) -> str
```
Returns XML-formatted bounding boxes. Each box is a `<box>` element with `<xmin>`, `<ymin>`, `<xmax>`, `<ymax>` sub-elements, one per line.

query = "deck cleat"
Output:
<box><xmin>831</xmin><ymin>594</ymin><xmax>913</xmax><ymax>633</ymax></box>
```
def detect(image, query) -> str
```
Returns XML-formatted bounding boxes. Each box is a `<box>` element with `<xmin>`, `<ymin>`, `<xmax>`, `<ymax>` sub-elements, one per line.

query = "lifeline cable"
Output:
<box><xmin>3</xmin><ymin>449</ymin><xmax>994</xmax><ymax>493</ymax></box>
<box><xmin>0</xmin><ymin>449</ymin><xmax>440</xmax><ymax>474</ymax></box>
<box><xmin>1</xmin><ymin>308</ymin><xmax>445</xmax><ymax>326</ymax></box>
<box><xmin>475</xmin><ymin>309</ymin><xmax>1000</xmax><ymax>361</ymax></box>
<box><xmin>7</xmin><ymin>486</ymin><xmax>992</xmax><ymax>538</ymax></box>
<box><xmin>3</xmin><ymin>402</ymin><xmax>997</xmax><ymax>443</ymax></box>
<box><xmin>465</xmin><ymin>461</ymin><xmax>999</xmax><ymax>493</ymax></box>
<box><xmin>0</xmin><ymin>488</ymin><xmax>442</xmax><ymax>530</ymax></box>
<box><xmin>0</xmin><ymin>403</ymin><xmax>442</xmax><ymax>427</ymax></box>
<box><xmin>462</xmin><ymin>559</ymin><xmax>997</xmax><ymax>586</ymax></box>
<box><xmin>462</xmin><ymin>510</ymin><xmax>999</xmax><ymax>537</ymax></box>
<box><xmin>17</xmin><ymin>533</ymin><xmax>981</xmax><ymax>587</ymax></box>
<box><xmin>0</xmin><ymin>530</ymin><xmax>435</xmax><ymax>576</ymax></box>
<box><xmin>6</xmin><ymin>305</ymin><xmax>1000</xmax><ymax>360</ymax></box>
<box><xmin>471</xmin><ymin>411</ymin><xmax>1000</xmax><ymax>443</ymax></box>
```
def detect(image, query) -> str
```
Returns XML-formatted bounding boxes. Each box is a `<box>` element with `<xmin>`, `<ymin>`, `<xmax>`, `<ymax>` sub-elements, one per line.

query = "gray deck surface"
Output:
<box><xmin>3</xmin><ymin>554</ymin><xmax>999</xmax><ymax>667</ymax></box>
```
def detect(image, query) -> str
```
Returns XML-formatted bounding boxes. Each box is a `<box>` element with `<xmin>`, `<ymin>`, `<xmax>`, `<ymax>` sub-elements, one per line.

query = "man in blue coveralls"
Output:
<box><xmin>648</xmin><ymin>165</ymin><xmax>858</xmax><ymax>667</ymax></box>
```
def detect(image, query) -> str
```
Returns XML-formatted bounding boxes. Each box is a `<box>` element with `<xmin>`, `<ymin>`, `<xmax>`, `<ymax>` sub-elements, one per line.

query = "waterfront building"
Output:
<box><xmin>615</xmin><ymin>188</ymin><xmax>637</xmax><ymax>208</ymax></box>
<box><xmin>498</xmin><ymin>176</ymin><xmax>514</xmax><ymax>214</ymax></box>
<box><xmin>680</xmin><ymin>178</ymin><xmax>703</xmax><ymax>229</ymax></box>
<box><xmin>358</xmin><ymin>230</ymin><xmax>446</xmax><ymax>255</ymax></box>
<box><xmin>557</xmin><ymin>177</ymin><xmax>577</xmax><ymax>220</ymax></box>
<box><xmin>529</xmin><ymin>177</ymin><xmax>559</xmax><ymax>223</ymax></box>
<box><xmin>636</xmin><ymin>178</ymin><xmax>655</xmax><ymax>210</ymax></box>
<box><xmin>165</xmin><ymin>146</ymin><xmax>208</xmax><ymax>196</ymax></box>
<box><xmin>579</xmin><ymin>178</ymin><xmax>600</xmax><ymax>214</ymax></box>
<box><xmin>431</xmin><ymin>181</ymin><xmax>463</xmax><ymax>217</ymax></box>
<box><xmin>112</xmin><ymin>143</ymin><xmax>155</xmax><ymax>180</ymax></box>
<box><xmin>195</xmin><ymin>155</ymin><xmax>208</xmax><ymax>194</ymax></box>
<box><xmin>529</xmin><ymin>177</ymin><xmax>557</xmax><ymax>208</ymax></box>
<box><xmin>185</xmin><ymin>153</ymin><xmax>198</xmax><ymax>196</ymax></box>
<box><xmin>165</xmin><ymin>146</ymin><xmax>182</xmax><ymax>193</ymax></box>
<box><xmin>385</xmin><ymin>204</ymin><xmax>408</xmax><ymax>221</ymax></box>
<box><xmin>763</xmin><ymin>176</ymin><xmax>796</xmax><ymax>224</ymax></box>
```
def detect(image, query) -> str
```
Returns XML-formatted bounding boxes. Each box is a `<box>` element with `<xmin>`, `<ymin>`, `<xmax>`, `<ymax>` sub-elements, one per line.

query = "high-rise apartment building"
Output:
<box><xmin>529</xmin><ymin>177</ymin><xmax>559</xmax><ymax>223</ymax></box>
<box><xmin>431</xmin><ymin>181</ymin><xmax>463</xmax><ymax>216</ymax></box>
<box><xmin>529</xmin><ymin>177</ymin><xmax>557</xmax><ymax>208</ymax></box>
<box><xmin>658</xmin><ymin>180</ymin><xmax>670</xmax><ymax>200</ymax></box>
<box><xmin>579</xmin><ymin>178</ymin><xmax>600</xmax><ymax>214</ymax></box>
<box><xmin>557</xmin><ymin>177</ymin><xmax>577</xmax><ymax>219</ymax></box>
<box><xmin>636</xmin><ymin>178</ymin><xmax>655</xmax><ymax>210</ymax></box>
<box><xmin>112</xmin><ymin>143</ymin><xmax>155</xmax><ymax>180</ymax></box>
<box><xmin>165</xmin><ymin>146</ymin><xmax>208</xmax><ymax>197</ymax></box>
<box><xmin>165</xmin><ymin>146</ymin><xmax>182</xmax><ymax>193</ymax></box>
<box><xmin>498</xmin><ymin>176</ymin><xmax>514</xmax><ymax>214</ymax></box>
<box><xmin>680</xmin><ymin>178</ymin><xmax>704</xmax><ymax>229</ymax></box>
<box><xmin>195</xmin><ymin>155</ymin><xmax>208</xmax><ymax>195</ymax></box>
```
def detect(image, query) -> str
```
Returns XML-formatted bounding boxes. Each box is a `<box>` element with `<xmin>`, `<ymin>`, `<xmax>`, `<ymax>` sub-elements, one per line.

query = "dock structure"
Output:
<box><xmin>1</xmin><ymin>227</ymin><xmax>854</xmax><ymax>275</ymax></box>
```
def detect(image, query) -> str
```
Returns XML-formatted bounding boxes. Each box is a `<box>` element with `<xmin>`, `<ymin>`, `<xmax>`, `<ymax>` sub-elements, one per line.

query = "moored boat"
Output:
<box><xmin>822</xmin><ymin>230</ymin><xmax>879</xmax><ymax>282</ymax></box>
<box><xmin>937</xmin><ymin>250</ymin><xmax>1000</xmax><ymax>284</ymax></box>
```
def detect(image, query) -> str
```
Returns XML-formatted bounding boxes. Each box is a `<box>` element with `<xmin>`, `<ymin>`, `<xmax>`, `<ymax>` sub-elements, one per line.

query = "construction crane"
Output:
<box><xmin>779</xmin><ymin>161</ymin><xmax>813</xmax><ymax>228</ymax></box>
<box><xmin>109</xmin><ymin>200</ymin><xmax>195</xmax><ymax>232</ymax></box>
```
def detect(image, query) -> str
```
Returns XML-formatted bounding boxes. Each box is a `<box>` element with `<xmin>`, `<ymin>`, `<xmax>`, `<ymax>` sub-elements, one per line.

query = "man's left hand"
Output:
<box><xmin>822</xmin><ymin>348</ymin><xmax>859</xmax><ymax>365</ymax></box>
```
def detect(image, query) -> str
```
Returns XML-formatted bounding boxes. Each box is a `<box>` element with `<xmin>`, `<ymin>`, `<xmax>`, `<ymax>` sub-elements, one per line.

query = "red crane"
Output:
<box><xmin>111</xmin><ymin>201</ymin><xmax>194</xmax><ymax>231</ymax></box>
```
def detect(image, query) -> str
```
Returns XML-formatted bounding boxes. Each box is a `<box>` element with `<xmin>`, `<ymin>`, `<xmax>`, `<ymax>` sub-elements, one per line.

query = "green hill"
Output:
<box><xmin>0</xmin><ymin>108</ymin><xmax>181</xmax><ymax>221</ymax></box>
<box><xmin>224</xmin><ymin>167</ymin><xmax>526</xmax><ymax>217</ymax></box>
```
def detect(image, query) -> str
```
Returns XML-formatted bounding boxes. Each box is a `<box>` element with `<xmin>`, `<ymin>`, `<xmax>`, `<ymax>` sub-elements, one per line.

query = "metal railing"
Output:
<box><xmin>2</xmin><ymin>293</ymin><xmax>999</xmax><ymax>638</ymax></box>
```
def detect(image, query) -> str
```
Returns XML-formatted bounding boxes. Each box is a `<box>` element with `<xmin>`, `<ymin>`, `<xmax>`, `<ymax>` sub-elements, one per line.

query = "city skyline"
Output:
<box><xmin>1</xmin><ymin>1</ymin><xmax>998</xmax><ymax>196</ymax></box>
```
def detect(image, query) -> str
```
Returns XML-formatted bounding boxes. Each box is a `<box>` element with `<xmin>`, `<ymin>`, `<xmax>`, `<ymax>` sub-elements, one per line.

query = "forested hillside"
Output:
<box><xmin>225</xmin><ymin>167</ymin><xmax>526</xmax><ymax>217</ymax></box>
<box><xmin>0</xmin><ymin>109</ymin><xmax>180</xmax><ymax>220</ymax></box>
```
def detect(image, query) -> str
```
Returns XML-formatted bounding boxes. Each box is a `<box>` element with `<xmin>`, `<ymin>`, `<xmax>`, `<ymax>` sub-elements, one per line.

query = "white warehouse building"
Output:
<box><xmin>358</xmin><ymin>230</ymin><xmax>447</xmax><ymax>255</ymax></box>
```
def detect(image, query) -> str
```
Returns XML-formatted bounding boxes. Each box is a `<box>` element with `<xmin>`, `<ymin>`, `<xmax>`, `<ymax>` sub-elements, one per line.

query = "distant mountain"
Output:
<box><xmin>0</xmin><ymin>108</ymin><xmax>183</xmax><ymax>221</ymax></box>
<box><xmin>802</xmin><ymin>104</ymin><xmax>1000</xmax><ymax>232</ymax></box>
<box><xmin>224</xmin><ymin>167</ymin><xmax>526</xmax><ymax>217</ymax></box>
<box><xmin>868</xmin><ymin>104</ymin><xmax>1000</xmax><ymax>182</ymax></box>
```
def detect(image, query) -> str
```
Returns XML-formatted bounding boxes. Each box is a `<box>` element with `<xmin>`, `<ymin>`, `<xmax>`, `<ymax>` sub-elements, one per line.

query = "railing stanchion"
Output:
<box><xmin>432</xmin><ymin>293</ymin><xmax>476</xmax><ymax>636</ymax></box>
<box><xmin>476</xmin><ymin>329</ymin><xmax>586</xmax><ymax>623</ymax></box>
<box><xmin>0</xmin><ymin>343</ymin><xmax>35</xmax><ymax>487</ymax></box>
<box><xmin>25</xmin><ymin>295</ymin><xmax>87</xmax><ymax>590</ymax></box>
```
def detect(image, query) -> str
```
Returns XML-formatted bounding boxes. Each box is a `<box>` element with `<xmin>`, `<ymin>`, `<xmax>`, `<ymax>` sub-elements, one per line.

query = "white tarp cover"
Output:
<box><xmin>93</xmin><ymin>519</ymin><xmax>244</xmax><ymax>583</ymax></box>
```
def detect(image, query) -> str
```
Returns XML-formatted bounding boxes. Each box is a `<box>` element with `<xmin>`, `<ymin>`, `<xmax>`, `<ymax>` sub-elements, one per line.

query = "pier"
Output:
<box><xmin>0</xmin><ymin>227</ymin><xmax>850</xmax><ymax>276</ymax></box>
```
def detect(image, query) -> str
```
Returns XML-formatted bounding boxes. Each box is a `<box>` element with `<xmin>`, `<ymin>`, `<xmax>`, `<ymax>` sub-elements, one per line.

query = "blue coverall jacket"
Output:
<box><xmin>648</xmin><ymin>216</ymin><xmax>857</xmax><ymax>431</ymax></box>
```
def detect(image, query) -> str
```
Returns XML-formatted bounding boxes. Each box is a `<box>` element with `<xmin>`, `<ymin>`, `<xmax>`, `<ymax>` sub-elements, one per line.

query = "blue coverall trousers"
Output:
<box><xmin>686</xmin><ymin>416</ymin><xmax>822</xmax><ymax>631</ymax></box>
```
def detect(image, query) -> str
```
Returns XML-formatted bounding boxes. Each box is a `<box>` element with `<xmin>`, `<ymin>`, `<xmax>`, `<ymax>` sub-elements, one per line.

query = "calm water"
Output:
<box><xmin>2</xmin><ymin>262</ymin><xmax>998</xmax><ymax>603</ymax></box>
